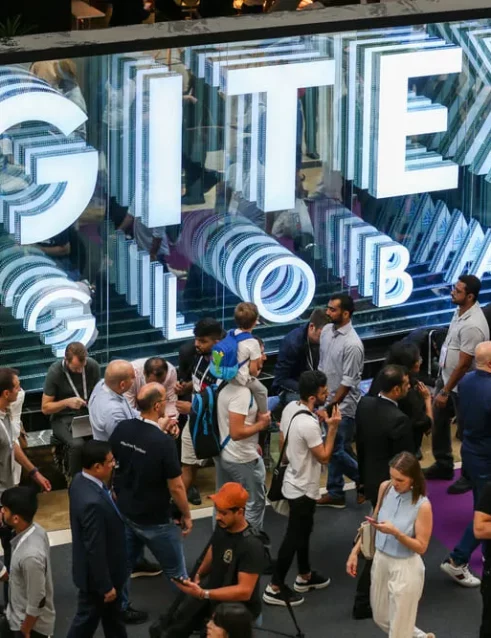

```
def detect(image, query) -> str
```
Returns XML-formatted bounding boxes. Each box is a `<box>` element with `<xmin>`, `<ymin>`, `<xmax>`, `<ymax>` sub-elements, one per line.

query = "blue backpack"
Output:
<box><xmin>210</xmin><ymin>329</ymin><xmax>254</xmax><ymax>381</ymax></box>
<box><xmin>189</xmin><ymin>381</ymin><xmax>229</xmax><ymax>459</ymax></box>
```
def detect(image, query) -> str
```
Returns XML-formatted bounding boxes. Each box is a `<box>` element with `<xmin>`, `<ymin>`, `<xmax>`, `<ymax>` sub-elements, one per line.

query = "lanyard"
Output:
<box><xmin>12</xmin><ymin>525</ymin><xmax>36</xmax><ymax>560</ymax></box>
<box><xmin>63</xmin><ymin>361</ymin><xmax>87</xmax><ymax>402</ymax></box>
<box><xmin>0</xmin><ymin>413</ymin><xmax>12</xmax><ymax>449</ymax></box>
<box><xmin>306</xmin><ymin>341</ymin><xmax>314</xmax><ymax>371</ymax></box>
<box><xmin>192</xmin><ymin>356</ymin><xmax>211</xmax><ymax>393</ymax></box>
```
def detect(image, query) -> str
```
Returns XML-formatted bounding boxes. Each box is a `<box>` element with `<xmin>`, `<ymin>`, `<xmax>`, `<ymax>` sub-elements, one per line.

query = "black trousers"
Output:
<box><xmin>272</xmin><ymin>495</ymin><xmax>316</xmax><ymax>586</ymax></box>
<box><xmin>163</xmin><ymin>596</ymin><xmax>210</xmax><ymax>638</ymax></box>
<box><xmin>481</xmin><ymin>566</ymin><xmax>491</xmax><ymax>638</ymax></box>
<box><xmin>66</xmin><ymin>590</ymin><xmax>127</xmax><ymax>638</ymax></box>
<box><xmin>354</xmin><ymin>497</ymin><xmax>377</xmax><ymax>611</ymax></box>
<box><xmin>431</xmin><ymin>381</ymin><xmax>459</xmax><ymax>470</ymax></box>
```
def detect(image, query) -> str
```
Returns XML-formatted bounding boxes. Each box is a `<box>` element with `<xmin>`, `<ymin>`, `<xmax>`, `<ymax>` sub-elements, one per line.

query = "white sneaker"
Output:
<box><xmin>440</xmin><ymin>559</ymin><xmax>481</xmax><ymax>587</ymax></box>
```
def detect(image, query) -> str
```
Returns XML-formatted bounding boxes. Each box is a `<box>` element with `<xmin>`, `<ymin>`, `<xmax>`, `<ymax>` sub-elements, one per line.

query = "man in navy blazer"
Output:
<box><xmin>271</xmin><ymin>309</ymin><xmax>329</xmax><ymax>402</ymax></box>
<box><xmin>67</xmin><ymin>440</ymin><xmax>127</xmax><ymax>637</ymax></box>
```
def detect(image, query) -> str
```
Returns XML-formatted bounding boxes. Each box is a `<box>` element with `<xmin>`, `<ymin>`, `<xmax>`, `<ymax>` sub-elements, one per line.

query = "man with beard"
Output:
<box><xmin>317</xmin><ymin>294</ymin><xmax>364</xmax><ymax>508</ymax></box>
<box><xmin>424</xmin><ymin>275</ymin><xmax>489</xmax><ymax>499</ymax></box>
<box><xmin>175</xmin><ymin>318</ymin><xmax>224</xmax><ymax>506</ymax></box>
<box><xmin>263</xmin><ymin>371</ymin><xmax>341</xmax><ymax>608</ymax></box>
<box><xmin>162</xmin><ymin>483</ymin><xmax>266</xmax><ymax>638</ymax></box>
<box><xmin>1</xmin><ymin>487</ymin><xmax>55</xmax><ymax>638</ymax></box>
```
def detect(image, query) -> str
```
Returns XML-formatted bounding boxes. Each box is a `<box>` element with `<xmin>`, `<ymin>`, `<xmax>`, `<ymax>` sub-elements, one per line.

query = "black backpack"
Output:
<box><xmin>189</xmin><ymin>381</ymin><xmax>229</xmax><ymax>459</ymax></box>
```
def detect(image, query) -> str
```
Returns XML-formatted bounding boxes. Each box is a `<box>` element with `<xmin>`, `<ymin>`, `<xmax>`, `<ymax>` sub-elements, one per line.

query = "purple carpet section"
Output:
<box><xmin>427</xmin><ymin>469</ymin><xmax>483</xmax><ymax>574</ymax></box>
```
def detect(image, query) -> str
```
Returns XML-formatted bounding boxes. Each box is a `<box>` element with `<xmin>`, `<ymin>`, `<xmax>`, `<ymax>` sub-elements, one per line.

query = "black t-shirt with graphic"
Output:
<box><xmin>178</xmin><ymin>340</ymin><xmax>216</xmax><ymax>396</ymax></box>
<box><xmin>207</xmin><ymin>525</ymin><xmax>266</xmax><ymax>618</ymax></box>
<box><xmin>477</xmin><ymin>483</ymin><xmax>491</xmax><ymax>564</ymax></box>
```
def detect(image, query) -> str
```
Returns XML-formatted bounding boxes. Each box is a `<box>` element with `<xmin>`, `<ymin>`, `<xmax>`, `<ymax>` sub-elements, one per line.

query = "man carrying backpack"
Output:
<box><xmin>215</xmin><ymin>338</ymin><xmax>271</xmax><ymax>530</ymax></box>
<box><xmin>176</xmin><ymin>319</ymin><xmax>224</xmax><ymax>505</ymax></box>
<box><xmin>163</xmin><ymin>483</ymin><xmax>267</xmax><ymax>638</ymax></box>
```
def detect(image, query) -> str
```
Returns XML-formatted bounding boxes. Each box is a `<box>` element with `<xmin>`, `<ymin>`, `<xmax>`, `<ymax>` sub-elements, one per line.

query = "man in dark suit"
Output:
<box><xmin>353</xmin><ymin>364</ymin><xmax>414</xmax><ymax>619</ymax></box>
<box><xmin>67</xmin><ymin>440</ymin><xmax>127</xmax><ymax>638</ymax></box>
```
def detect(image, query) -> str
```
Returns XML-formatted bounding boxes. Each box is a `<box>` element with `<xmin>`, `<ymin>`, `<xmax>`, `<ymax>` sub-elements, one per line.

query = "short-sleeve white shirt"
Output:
<box><xmin>280</xmin><ymin>401</ymin><xmax>323</xmax><ymax>501</ymax></box>
<box><xmin>234</xmin><ymin>330</ymin><xmax>261</xmax><ymax>386</ymax></box>
<box><xmin>217</xmin><ymin>384</ymin><xmax>259</xmax><ymax>463</ymax></box>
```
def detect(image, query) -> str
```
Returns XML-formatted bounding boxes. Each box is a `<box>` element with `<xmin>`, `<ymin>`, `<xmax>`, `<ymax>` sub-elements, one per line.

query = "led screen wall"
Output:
<box><xmin>1</xmin><ymin>15</ymin><xmax>491</xmax><ymax>389</ymax></box>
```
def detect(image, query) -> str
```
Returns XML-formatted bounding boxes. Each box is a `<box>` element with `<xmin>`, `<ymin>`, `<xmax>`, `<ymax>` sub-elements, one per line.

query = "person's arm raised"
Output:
<box><xmin>309</xmin><ymin>405</ymin><xmax>341</xmax><ymax>464</ymax></box>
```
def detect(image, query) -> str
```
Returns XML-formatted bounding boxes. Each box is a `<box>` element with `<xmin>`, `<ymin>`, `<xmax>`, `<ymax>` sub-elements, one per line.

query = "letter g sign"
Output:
<box><xmin>0</xmin><ymin>67</ymin><xmax>98</xmax><ymax>244</ymax></box>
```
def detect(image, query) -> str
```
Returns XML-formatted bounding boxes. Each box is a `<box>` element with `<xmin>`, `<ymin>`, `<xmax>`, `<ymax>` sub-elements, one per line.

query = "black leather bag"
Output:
<box><xmin>267</xmin><ymin>410</ymin><xmax>311</xmax><ymax>502</ymax></box>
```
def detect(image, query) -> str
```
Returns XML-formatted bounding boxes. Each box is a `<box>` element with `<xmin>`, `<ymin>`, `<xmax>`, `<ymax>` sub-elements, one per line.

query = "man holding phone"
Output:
<box><xmin>110</xmin><ymin>382</ymin><xmax>192</xmax><ymax>623</ymax></box>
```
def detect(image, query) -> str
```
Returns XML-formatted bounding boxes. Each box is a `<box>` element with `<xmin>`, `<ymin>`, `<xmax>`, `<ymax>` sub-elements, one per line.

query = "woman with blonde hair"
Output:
<box><xmin>347</xmin><ymin>452</ymin><xmax>435</xmax><ymax>638</ymax></box>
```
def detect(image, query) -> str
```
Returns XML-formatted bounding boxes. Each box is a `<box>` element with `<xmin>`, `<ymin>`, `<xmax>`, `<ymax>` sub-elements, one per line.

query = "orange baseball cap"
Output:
<box><xmin>209</xmin><ymin>483</ymin><xmax>249</xmax><ymax>510</ymax></box>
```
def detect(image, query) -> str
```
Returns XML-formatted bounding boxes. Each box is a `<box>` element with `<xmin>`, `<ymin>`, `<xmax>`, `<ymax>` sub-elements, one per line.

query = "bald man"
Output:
<box><xmin>440</xmin><ymin>341</ymin><xmax>491</xmax><ymax>588</ymax></box>
<box><xmin>88</xmin><ymin>360</ymin><xmax>138</xmax><ymax>442</ymax></box>
<box><xmin>110</xmin><ymin>382</ymin><xmax>191</xmax><ymax>623</ymax></box>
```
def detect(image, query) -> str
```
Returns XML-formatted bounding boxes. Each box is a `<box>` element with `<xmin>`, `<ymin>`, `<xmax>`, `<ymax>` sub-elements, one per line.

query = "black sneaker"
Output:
<box><xmin>122</xmin><ymin>605</ymin><xmax>148</xmax><ymax>625</ymax></box>
<box><xmin>263</xmin><ymin>584</ymin><xmax>304</xmax><ymax>607</ymax></box>
<box><xmin>131</xmin><ymin>558</ymin><xmax>163</xmax><ymax>579</ymax></box>
<box><xmin>447</xmin><ymin>475</ymin><xmax>472</xmax><ymax>495</ymax></box>
<box><xmin>187</xmin><ymin>485</ymin><xmax>202</xmax><ymax>506</ymax></box>
<box><xmin>423</xmin><ymin>464</ymin><xmax>454</xmax><ymax>480</ymax></box>
<box><xmin>294</xmin><ymin>571</ymin><xmax>331</xmax><ymax>593</ymax></box>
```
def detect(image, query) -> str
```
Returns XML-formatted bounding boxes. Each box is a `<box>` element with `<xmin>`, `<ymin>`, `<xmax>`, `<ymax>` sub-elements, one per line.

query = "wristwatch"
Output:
<box><xmin>203</xmin><ymin>590</ymin><xmax>210</xmax><ymax>600</ymax></box>
<box><xmin>439</xmin><ymin>389</ymin><xmax>449</xmax><ymax>397</ymax></box>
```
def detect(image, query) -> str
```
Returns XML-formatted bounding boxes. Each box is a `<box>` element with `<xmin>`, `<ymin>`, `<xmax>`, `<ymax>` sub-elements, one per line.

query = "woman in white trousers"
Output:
<box><xmin>347</xmin><ymin>452</ymin><xmax>435</xmax><ymax>638</ymax></box>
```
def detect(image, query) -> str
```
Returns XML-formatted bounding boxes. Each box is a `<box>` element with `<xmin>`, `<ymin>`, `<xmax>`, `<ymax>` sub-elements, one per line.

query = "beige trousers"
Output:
<box><xmin>370</xmin><ymin>550</ymin><xmax>429</xmax><ymax>638</ymax></box>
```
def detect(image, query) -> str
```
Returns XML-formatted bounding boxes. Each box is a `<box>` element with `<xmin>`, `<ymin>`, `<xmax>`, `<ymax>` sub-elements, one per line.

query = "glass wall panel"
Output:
<box><xmin>1</xmin><ymin>18</ymin><xmax>490</xmax><ymax>390</ymax></box>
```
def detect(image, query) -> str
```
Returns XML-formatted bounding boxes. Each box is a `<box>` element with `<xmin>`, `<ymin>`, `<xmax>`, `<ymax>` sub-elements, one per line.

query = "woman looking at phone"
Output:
<box><xmin>346</xmin><ymin>452</ymin><xmax>435</xmax><ymax>638</ymax></box>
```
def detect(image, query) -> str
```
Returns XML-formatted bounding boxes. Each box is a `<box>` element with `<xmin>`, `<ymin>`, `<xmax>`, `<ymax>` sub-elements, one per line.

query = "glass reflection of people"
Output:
<box><xmin>30</xmin><ymin>60</ymin><xmax>87</xmax><ymax>137</ymax></box>
<box><xmin>35</xmin><ymin>228</ymin><xmax>81</xmax><ymax>280</ymax></box>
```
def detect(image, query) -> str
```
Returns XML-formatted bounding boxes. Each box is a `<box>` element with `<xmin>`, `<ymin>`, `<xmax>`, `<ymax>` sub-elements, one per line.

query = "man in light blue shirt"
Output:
<box><xmin>89</xmin><ymin>360</ymin><xmax>138</xmax><ymax>442</ymax></box>
<box><xmin>318</xmin><ymin>294</ymin><xmax>364</xmax><ymax>508</ymax></box>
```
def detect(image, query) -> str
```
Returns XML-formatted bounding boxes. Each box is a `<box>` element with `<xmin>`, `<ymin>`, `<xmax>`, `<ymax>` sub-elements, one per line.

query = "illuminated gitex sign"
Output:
<box><xmin>0</xmin><ymin>68</ymin><xmax>98</xmax><ymax>245</ymax></box>
<box><xmin>0</xmin><ymin>37</ymin><xmax>471</xmax><ymax>353</ymax></box>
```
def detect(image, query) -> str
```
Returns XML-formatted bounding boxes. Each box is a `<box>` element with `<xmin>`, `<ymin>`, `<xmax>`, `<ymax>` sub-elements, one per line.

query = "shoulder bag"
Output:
<box><xmin>356</xmin><ymin>481</ymin><xmax>392</xmax><ymax>560</ymax></box>
<box><xmin>267</xmin><ymin>409</ymin><xmax>312</xmax><ymax>515</ymax></box>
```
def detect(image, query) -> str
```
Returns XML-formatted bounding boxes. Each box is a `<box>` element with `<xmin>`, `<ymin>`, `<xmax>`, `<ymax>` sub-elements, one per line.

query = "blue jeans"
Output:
<box><xmin>214</xmin><ymin>456</ymin><xmax>266</xmax><ymax>529</ymax></box>
<box><xmin>327</xmin><ymin>416</ymin><xmax>359</xmax><ymax>498</ymax></box>
<box><xmin>451</xmin><ymin>450</ymin><xmax>491</xmax><ymax>566</ymax></box>
<box><xmin>121</xmin><ymin>518</ymin><xmax>187</xmax><ymax>610</ymax></box>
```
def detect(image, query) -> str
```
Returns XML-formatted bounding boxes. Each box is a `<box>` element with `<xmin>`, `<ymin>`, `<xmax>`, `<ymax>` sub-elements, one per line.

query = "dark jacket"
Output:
<box><xmin>69</xmin><ymin>472</ymin><xmax>127</xmax><ymax>596</ymax></box>
<box><xmin>355</xmin><ymin>396</ymin><xmax>414</xmax><ymax>504</ymax></box>
<box><xmin>369</xmin><ymin>373</ymin><xmax>432</xmax><ymax>435</ymax></box>
<box><xmin>272</xmin><ymin>324</ymin><xmax>318</xmax><ymax>394</ymax></box>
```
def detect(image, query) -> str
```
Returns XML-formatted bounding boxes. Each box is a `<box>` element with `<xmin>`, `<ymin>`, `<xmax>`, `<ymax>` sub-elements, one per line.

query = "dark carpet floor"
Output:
<box><xmin>51</xmin><ymin>490</ymin><xmax>481</xmax><ymax>637</ymax></box>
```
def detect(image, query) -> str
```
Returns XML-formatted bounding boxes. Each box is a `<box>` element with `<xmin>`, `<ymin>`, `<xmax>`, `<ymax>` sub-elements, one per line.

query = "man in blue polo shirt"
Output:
<box><xmin>110</xmin><ymin>382</ymin><xmax>193</xmax><ymax>624</ymax></box>
<box><xmin>441</xmin><ymin>341</ymin><xmax>491</xmax><ymax>589</ymax></box>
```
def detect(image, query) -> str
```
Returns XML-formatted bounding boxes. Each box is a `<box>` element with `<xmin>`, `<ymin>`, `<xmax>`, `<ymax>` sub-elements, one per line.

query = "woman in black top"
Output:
<box><xmin>370</xmin><ymin>341</ymin><xmax>433</xmax><ymax>453</ymax></box>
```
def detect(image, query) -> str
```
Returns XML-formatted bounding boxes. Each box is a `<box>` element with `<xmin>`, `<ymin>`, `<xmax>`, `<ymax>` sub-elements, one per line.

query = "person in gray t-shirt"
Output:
<box><xmin>424</xmin><ymin>275</ymin><xmax>489</xmax><ymax>493</ymax></box>
<box><xmin>42</xmin><ymin>342</ymin><xmax>100</xmax><ymax>476</ymax></box>
<box><xmin>2</xmin><ymin>486</ymin><xmax>55</xmax><ymax>638</ymax></box>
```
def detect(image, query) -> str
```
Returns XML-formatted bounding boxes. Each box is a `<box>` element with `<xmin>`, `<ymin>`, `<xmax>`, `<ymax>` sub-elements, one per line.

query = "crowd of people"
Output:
<box><xmin>0</xmin><ymin>274</ymin><xmax>489</xmax><ymax>636</ymax></box>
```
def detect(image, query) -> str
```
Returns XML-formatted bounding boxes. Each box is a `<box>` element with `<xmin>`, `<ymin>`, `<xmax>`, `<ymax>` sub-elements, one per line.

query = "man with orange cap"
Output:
<box><xmin>163</xmin><ymin>482</ymin><xmax>266</xmax><ymax>637</ymax></box>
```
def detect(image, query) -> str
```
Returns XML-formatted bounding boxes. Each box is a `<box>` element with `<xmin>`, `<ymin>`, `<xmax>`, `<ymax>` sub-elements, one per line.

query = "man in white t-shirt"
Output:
<box><xmin>215</xmin><ymin>344</ymin><xmax>271</xmax><ymax>530</ymax></box>
<box><xmin>263</xmin><ymin>370</ymin><xmax>341</xmax><ymax>608</ymax></box>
